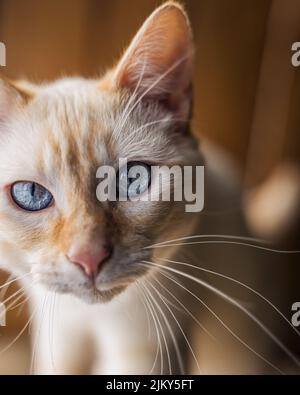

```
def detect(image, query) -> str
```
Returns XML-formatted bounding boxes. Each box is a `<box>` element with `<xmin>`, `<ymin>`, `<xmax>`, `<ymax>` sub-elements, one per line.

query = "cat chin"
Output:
<box><xmin>68</xmin><ymin>286</ymin><xmax>126</xmax><ymax>304</ymax></box>
<box><xmin>42</xmin><ymin>282</ymin><xmax>127</xmax><ymax>305</ymax></box>
<box><xmin>78</xmin><ymin>285</ymin><xmax>127</xmax><ymax>305</ymax></box>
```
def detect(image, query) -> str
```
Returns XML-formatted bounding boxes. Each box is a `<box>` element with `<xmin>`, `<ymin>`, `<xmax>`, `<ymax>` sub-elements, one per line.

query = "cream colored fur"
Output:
<box><xmin>0</xmin><ymin>3</ymin><xmax>295</xmax><ymax>375</ymax></box>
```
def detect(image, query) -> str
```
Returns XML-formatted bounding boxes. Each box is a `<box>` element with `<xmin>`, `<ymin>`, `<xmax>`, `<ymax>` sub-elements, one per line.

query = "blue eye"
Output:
<box><xmin>11</xmin><ymin>182</ymin><xmax>53</xmax><ymax>212</ymax></box>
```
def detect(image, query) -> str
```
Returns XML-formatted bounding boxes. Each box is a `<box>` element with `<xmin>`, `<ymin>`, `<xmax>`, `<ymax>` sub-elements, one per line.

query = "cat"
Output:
<box><xmin>0</xmin><ymin>2</ymin><xmax>298</xmax><ymax>374</ymax></box>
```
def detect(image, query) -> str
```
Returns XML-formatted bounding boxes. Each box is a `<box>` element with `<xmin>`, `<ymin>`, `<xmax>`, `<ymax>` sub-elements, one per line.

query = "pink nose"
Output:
<box><xmin>68</xmin><ymin>246</ymin><xmax>112</xmax><ymax>279</ymax></box>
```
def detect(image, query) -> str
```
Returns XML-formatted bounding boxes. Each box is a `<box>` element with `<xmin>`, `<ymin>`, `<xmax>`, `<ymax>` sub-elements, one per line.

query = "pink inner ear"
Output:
<box><xmin>113</xmin><ymin>3</ymin><xmax>194</xmax><ymax>111</ymax></box>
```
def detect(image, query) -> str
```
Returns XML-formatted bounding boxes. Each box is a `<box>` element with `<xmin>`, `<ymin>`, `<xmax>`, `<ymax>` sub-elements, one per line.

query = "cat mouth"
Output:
<box><xmin>90</xmin><ymin>285</ymin><xmax>126</xmax><ymax>303</ymax></box>
<box><xmin>34</xmin><ymin>260</ymin><xmax>147</xmax><ymax>303</ymax></box>
<box><xmin>75</xmin><ymin>272</ymin><xmax>143</xmax><ymax>303</ymax></box>
<box><xmin>49</xmin><ymin>277</ymin><xmax>128</xmax><ymax>304</ymax></box>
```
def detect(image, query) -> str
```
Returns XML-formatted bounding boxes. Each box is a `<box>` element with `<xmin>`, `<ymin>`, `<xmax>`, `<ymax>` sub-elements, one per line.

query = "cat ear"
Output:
<box><xmin>0</xmin><ymin>78</ymin><xmax>33</xmax><ymax>122</ymax></box>
<box><xmin>110</xmin><ymin>2</ymin><xmax>194</xmax><ymax>119</ymax></box>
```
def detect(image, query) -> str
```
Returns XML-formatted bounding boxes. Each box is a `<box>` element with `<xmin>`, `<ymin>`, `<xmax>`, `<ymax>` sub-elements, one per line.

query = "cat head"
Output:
<box><xmin>0</xmin><ymin>2</ymin><xmax>202</xmax><ymax>303</ymax></box>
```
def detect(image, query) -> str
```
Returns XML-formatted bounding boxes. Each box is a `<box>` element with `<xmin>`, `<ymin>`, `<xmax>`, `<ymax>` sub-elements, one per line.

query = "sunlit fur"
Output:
<box><xmin>0</xmin><ymin>76</ymin><xmax>203</xmax><ymax>301</ymax></box>
<box><xmin>0</xmin><ymin>1</ymin><xmax>201</xmax><ymax>307</ymax></box>
<box><xmin>0</xmin><ymin>3</ymin><xmax>285</xmax><ymax>375</ymax></box>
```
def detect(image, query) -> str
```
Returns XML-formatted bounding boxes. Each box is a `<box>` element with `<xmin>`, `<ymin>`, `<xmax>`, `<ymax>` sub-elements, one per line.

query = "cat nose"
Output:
<box><xmin>68</xmin><ymin>245</ymin><xmax>112</xmax><ymax>279</ymax></box>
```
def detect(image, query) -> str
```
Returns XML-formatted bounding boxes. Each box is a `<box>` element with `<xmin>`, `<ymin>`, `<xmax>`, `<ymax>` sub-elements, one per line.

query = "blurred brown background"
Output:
<box><xmin>0</xmin><ymin>0</ymin><xmax>300</xmax><ymax>373</ymax></box>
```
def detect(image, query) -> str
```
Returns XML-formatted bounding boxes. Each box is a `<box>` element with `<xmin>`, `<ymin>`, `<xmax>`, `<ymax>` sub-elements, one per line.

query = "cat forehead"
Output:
<box><xmin>28</xmin><ymin>78</ymin><xmax>172</xmax><ymax>159</ymax></box>
<box><xmin>0</xmin><ymin>79</ymin><xmax>109</xmax><ymax>183</ymax></box>
<box><xmin>36</xmin><ymin>78</ymin><xmax>116</xmax><ymax>121</ymax></box>
<box><xmin>29</xmin><ymin>80</ymin><xmax>117</xmax><ymax>179</ymax></box>
<box><xmin>36</xmin><ymin>77</ymin><xmax>106</xmax><ymax>100</ymax></box>
<box><xmin>20</xmin><ymin>78</ymin><xmax>122</xmax><ymax>153</ymax></box>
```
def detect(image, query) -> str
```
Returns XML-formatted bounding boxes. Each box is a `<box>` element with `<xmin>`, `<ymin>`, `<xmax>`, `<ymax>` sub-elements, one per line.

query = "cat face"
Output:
<box><xmin>0</xmin><ymin>3</ymin><xmax>202</xmax><ymax>303</ymax></box>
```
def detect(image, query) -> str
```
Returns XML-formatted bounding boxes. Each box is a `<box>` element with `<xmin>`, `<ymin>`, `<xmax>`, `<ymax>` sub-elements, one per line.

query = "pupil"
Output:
<box><xmin>30</xmin><ymin>183</ymin><xmax>35</xmax><ymax>197</ymax></box>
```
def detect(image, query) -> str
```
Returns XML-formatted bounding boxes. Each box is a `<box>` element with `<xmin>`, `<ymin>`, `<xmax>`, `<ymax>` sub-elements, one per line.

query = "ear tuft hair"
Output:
<box><xmin>0</xmin><ymin>78</ymin><xmax>33</xmax><ymax>121</ymax></box>
<box><xmin>105</xmin><ymin>2</ymin><xmax>194</xmax><ymax>120</ymax></box>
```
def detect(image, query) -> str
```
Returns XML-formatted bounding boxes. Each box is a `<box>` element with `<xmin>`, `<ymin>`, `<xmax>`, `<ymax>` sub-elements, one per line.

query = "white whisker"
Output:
<box><xmin>135</xmin><ymin>282</ymin><xmax>151</xmax><ymax>340</ymax></box>
<box><xmin>140</xmin><ymin>281</ymin><xmax>164</xmax><ymax>374</ymax></box>
<box><xmin>113</xmin><ymin>54</ymin><xmax>148</xmax><ymax>141</ymax></box>
<box><xmin>0</xmin><ymin>305</ymin><xmax>38</xmax><ymax>356</ymax></box>
<box><xmin>1</xmin><ymin>286</ymin><xmax>27</xmax><ymax>307</ymax></box>
<box><xmin>145</xmin><ymin>234</ymin><xmax>300</xmax><ymax>254</ymax></box>
<box><xmin>5</xmin><ymin>290</ymin><xmax>27</xmax><ymax>313</ymax></box>
<box><xmin>0</xmin><ymin>272</ymin><xmax>31</xmax><ymax>291</ymax></box>
<box><xmin>147</xmin><ymin>279</ymin><xmax>202</xmax><ymax>374</ymax></box>
<box><xmin>48</xmin><ymin>292</ymin><xmax>56</xmax><ymax>373</ymax></box>
<box><xmin>9</xmin><ymin>293</ymin><xmax>31</xmax><ymax>313</ymax></box>
<box><xmin>159</xmin><ymin>256</ymin><xmax>300</xmax><ymax>338</ymax></box>
<box><xmin>152</xmin><ymin>271</ymin><xmax>217</xmax><ymax>343</ymax></box>
<box><xmin>148</xmin><ymin>240</ymin><xmax>300</xmax><ymax>254</ymax></box>
<box><xmin>119</xmin><ymin>51</ymin><xmax>193</xmax><ymax>131</ymax></box>
<box><xmin>120</xmin><ymin>117</ymin><xmax>184</xmax><ymax>149</ymax></box>
<box><xmin>30</xmin><ymin>294</ymin><xmax>48</xmax><ymax>375</ymax></box>
<box><xmin>142</xmin><ymin>261</ymin><xmax>284</xmax><ymax>374</ymax></box>
<box><xmin>143</xmin><ymin>281</ymin><xmax>172</xmax><ymax>374</ymax></box>
<box><xmin>143</xmin><ymin>260</ymin><xmax>299</xmax><ymax>370</ymax></box>
<box><xmin>146</xmin><ymin>275</ymin><xmax>185</xmax><ymax>374</ymax></box>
